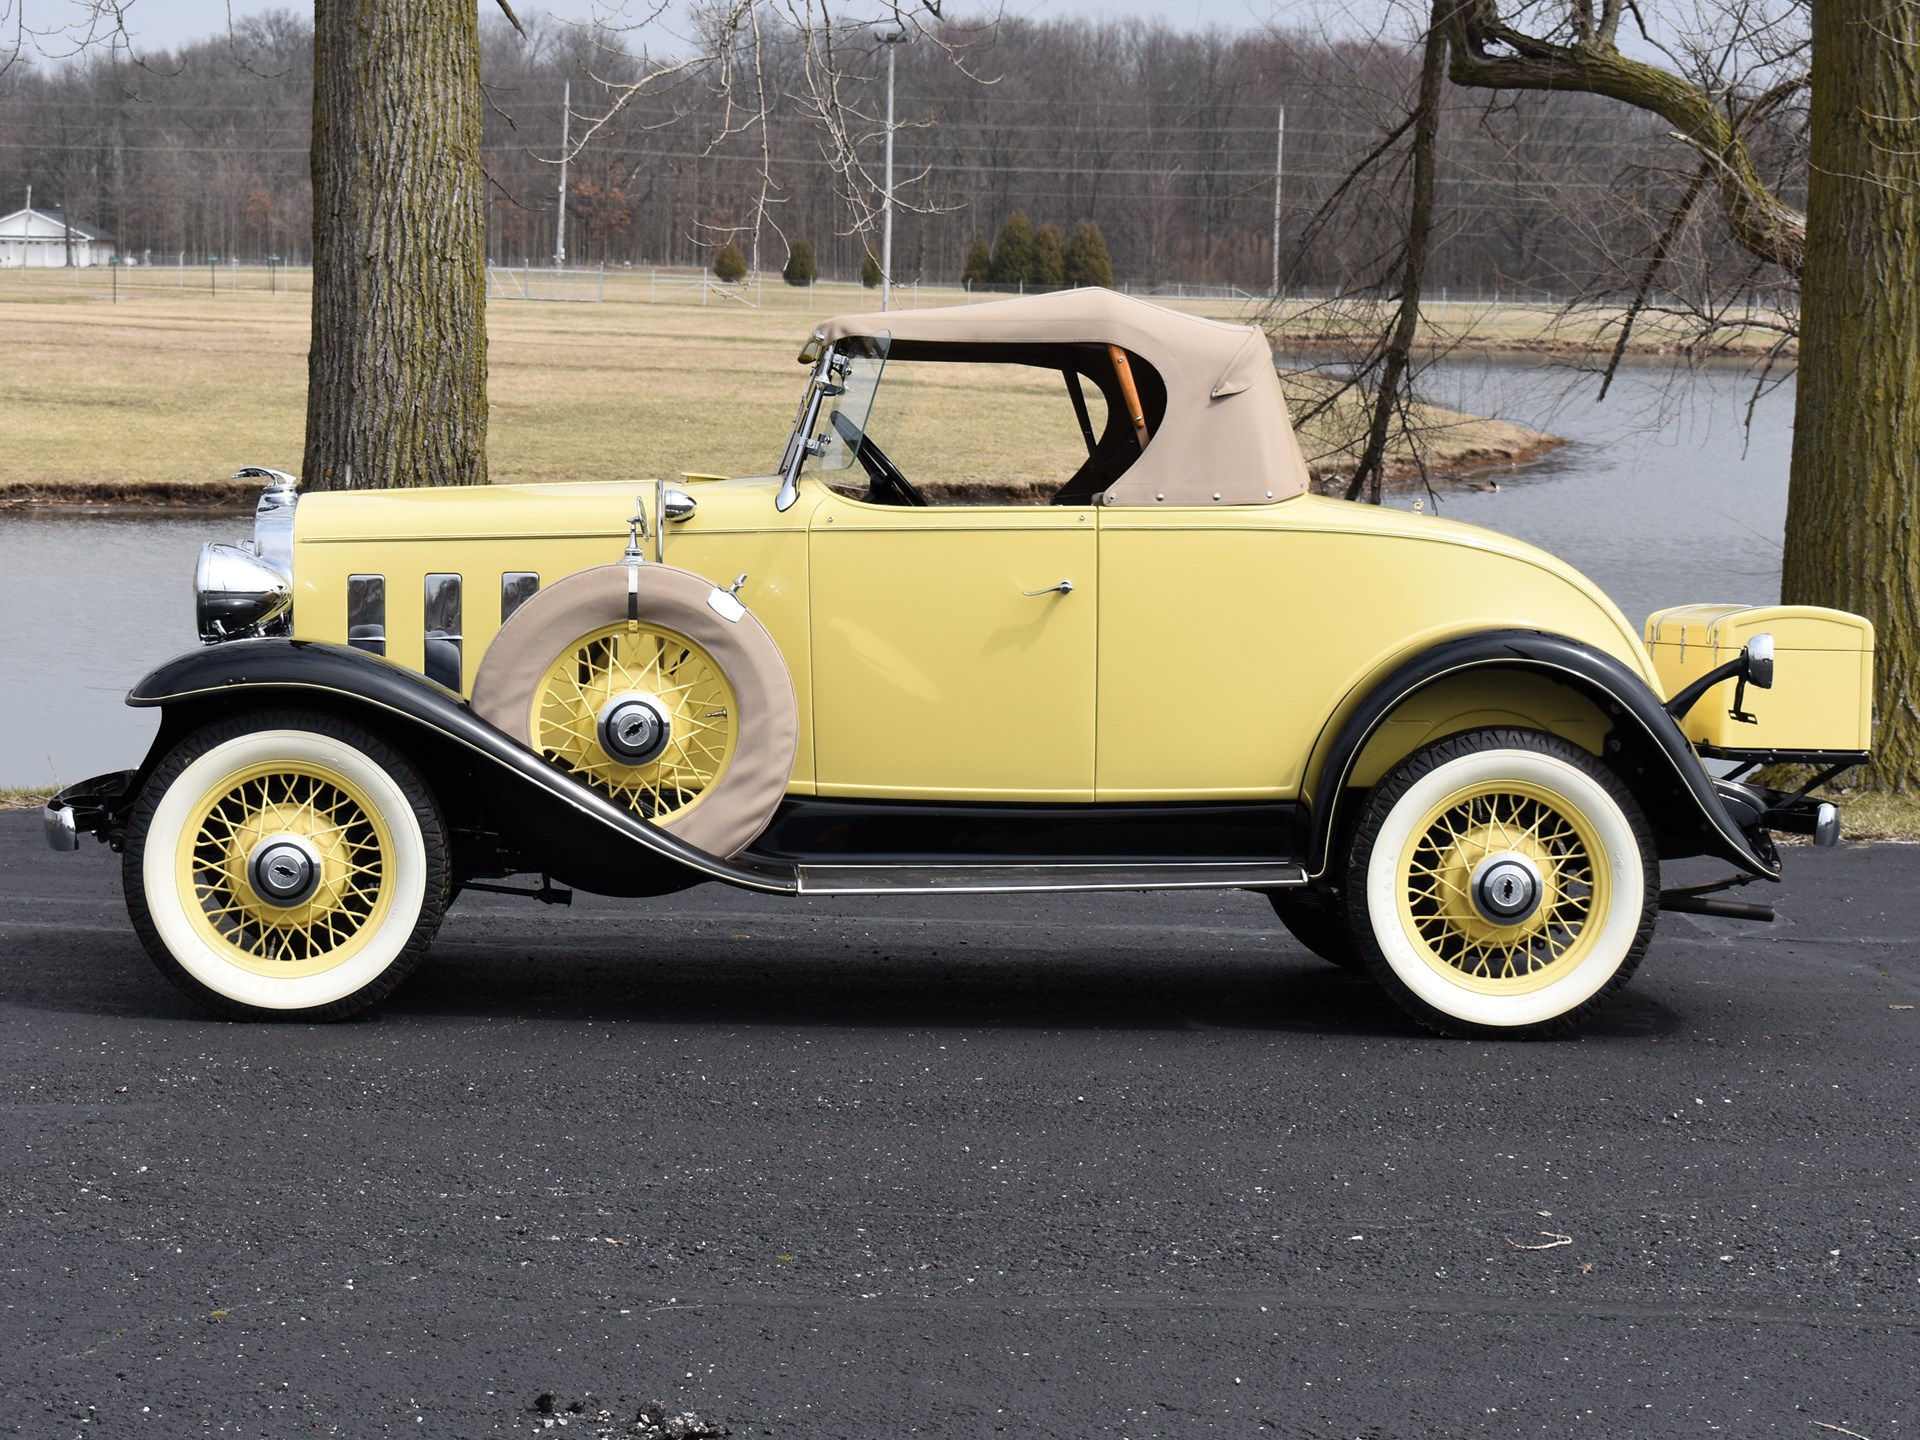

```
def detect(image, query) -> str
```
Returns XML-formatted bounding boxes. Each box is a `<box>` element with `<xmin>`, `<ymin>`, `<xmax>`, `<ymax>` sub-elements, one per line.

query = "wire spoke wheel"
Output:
<box><xmin>531</xmin><ymin>621</ymin><xmax>739</xmax><ymax>823</ymax></box>
<box><xmin>179</xmin><ymin>761</ymin><xmax>395</xmax><ymax>978</ymax></box>
<box><xmin>125</xmin><ymin>713</ymin><xmax>448</xmax><ymax>1020</ymax></box>
<box><xmin>1349</xmin><ymin>728</ymin><xmax>1656</xmax><ymax>1039</ymax></box>
<box><xmin>471</xmin><ymin>564</ymin><xmax>798</xmax><ymax>858</ymax></box>
<box><xmin>1398</xmin><ymin>781</ymin><xmax>1608</xmax><ymax>994</ymax></box>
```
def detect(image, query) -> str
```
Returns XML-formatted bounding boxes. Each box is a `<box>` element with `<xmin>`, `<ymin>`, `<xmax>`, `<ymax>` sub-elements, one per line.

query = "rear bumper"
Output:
<box><xmin>1714</xmin><ymin>778</ymin><xmax>1844</xmax><ymax>849</ymax></box>
<box><xmin>41</xmin><ymin>771</ymin><xmax>138</xmax><ymax>852</ymax></box>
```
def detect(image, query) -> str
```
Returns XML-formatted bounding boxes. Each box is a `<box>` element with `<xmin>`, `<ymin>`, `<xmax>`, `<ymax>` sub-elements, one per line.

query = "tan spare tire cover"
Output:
<box><xmin>470</xmin><ymin>563</ymin><xmax>798</xmax><ymax>858</ymax></box>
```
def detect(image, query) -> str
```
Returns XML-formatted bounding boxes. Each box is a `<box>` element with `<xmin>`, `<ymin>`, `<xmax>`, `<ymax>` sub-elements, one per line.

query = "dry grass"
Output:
<box><xmin>0</xmin><ymin>265</ymin><xmax>1549</xmax><ymax>498</ymax></box>
<box><xmin>1831</xmin><ymin>793</ymin><xmax>1920</xmax><ymax>843</ymax></box>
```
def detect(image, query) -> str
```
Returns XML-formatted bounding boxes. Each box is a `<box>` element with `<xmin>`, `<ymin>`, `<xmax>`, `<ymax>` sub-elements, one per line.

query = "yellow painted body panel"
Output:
<box><xmin>290</xmin><ymin>477</ymin><xmax>826</xmax><ymax>789</ymax></box>
<box><xmin>1644</xmin><ymin>603</ymin><xmax>1874</xmax><ymax>752</ymax></box>
<box><xmin>1094</xmin><ymin>496</ymin><xmax>1656</xmax><ymax>800</ymax></box>
<box><xmin>807</xmin><ymin>490</ymin><xmax>1099</xmax><ymax>798</ymax></box>
<box><xmin>286</xmin><ymin>481</ymin><xmax>1688</xmax><ymax>807</ymax></box>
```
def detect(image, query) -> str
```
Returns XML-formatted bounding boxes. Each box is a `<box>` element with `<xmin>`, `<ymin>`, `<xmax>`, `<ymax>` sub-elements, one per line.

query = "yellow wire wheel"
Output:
<box><xmin>472</xmin><ymin>564</ymin><xmax>798</xmax><ymax>858</ymax></box>
<box><xmin>1350</xmin><ymin>728</ymin><xmax>1655</xmax><ymax>1038</ymax></box>
<box><xmin>124</xmin><ymin>713</ymin><xmax>449</xmax><ymax>1020</ymax></box>
<box><xmin>529</xmin><ymin>621</ymin><xmax>739</xmax><ymax>823</ymax></box>
<box><xmin>1394</xmin><ymin>778</ymin><xmax>1610</xmax><ymax>995</ymax></box>
<box><xmin>176</xmin><ymin>758</ymin><xmax>396</xmax><ymax>979</ymax></box>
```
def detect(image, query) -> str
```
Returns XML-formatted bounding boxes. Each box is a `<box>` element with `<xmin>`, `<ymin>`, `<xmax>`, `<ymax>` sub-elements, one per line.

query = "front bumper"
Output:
<box><xmin>41</xmin><ymin>771</ymin><xmax>138</xmax><ymax>852</ymax></box>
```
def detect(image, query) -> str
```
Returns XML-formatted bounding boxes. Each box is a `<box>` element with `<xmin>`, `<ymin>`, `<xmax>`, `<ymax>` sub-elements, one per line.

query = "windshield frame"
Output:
<box><xmin>775</xmin><ymin>332</ymin><xmax>889</xmax><ymax>512</ymax></box>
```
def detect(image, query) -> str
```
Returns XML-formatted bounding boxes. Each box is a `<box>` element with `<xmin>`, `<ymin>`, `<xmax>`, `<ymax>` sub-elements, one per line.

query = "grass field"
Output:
<box><xmin>0</xmin><ymin>264</ymin><xmax>1549</xmax><ymax>500</ymax></box>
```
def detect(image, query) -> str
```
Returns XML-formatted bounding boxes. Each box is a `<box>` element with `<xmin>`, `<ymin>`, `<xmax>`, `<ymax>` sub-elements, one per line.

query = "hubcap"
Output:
<box><xmin>597</xmin><ymin>692</ymin><xmax>671</xmax><ymax>765</ymax></box>
<box><xmin>247</xmin><ymin>835</ymin><xmax>322</xmax><ymax>908</ymax></box>
<box><xmin>1470</xmin><ymin>852</ymin><xmax>1543</xmax><ymax>925</ymax></box>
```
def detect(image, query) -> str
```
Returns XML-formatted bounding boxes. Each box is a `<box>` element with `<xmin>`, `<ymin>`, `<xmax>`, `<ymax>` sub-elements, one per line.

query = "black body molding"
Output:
<box><xmin>1304</xmin><ymin>629</ymin><xmax>1780</xmax><ymax>881</ymax></box>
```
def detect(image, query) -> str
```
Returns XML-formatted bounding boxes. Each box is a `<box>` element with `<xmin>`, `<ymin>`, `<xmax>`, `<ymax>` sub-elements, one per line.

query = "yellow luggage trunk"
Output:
<box><xmin>1643</xmin><ymin>604</ymin><xmax>1873</xmax><ymax>754</ymax></box>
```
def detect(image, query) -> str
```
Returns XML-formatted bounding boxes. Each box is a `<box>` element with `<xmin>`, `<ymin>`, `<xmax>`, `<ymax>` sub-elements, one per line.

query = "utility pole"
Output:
<box><xmin>878</xmin><ymin>28</ymin><xmax>907</xmax><ymax>312</ymax></box>
<box><xmin>555</xmin><ymin>80</ymin><xmax>570</xmax><ymax>269</ymax></box>
<box><xmin>1271</xmin><ymin>105</ymin><xmax>1285</xmax><ymax>300</ymax></box>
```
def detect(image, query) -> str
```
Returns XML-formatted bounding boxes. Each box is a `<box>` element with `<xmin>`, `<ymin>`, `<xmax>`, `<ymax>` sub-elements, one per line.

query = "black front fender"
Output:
<box><xmin>125</xmin><ymin>639</ymin><xmax>798</xmax><ymax>897</ymax></box>
<box><xmin>1303</xmin><ymin>630</ymin><xmax>1778</xmax><ymax>881</ymax></box>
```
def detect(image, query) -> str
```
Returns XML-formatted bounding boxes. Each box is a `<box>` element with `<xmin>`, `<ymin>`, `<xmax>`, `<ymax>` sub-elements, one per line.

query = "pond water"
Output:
<box><xmin>0</xmin><ymin>355</ymin><xmax>1795</xmax><ymax>789</ymax></box>
<box><xmin>1424</xmin><ymin>355</ymin><xmax>1792</xmax><ymax>628</ymax></box>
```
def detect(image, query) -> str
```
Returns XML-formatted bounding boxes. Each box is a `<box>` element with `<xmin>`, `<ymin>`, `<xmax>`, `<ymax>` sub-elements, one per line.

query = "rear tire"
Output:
<box><xmin>1269</xmin><ymin>892</ymin><xmax>1358</xmax><ymax>968</ymax></box>
<box><xmin>124</xmin><ymin>711</ymin><xmax>450</xmax><ymax>1021</ymax></box>
<box><xmin>1346</xmin><ymin>728</ymin><xmax>1657</xmax><ymax>1039</ymax></box>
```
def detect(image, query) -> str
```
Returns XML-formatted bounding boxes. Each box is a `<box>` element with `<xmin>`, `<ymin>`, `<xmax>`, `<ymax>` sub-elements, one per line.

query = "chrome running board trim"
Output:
<box><xmin>794</xmin><ymin>861</ymin><xmax>1307</xmax><ymax>896</ymax></box>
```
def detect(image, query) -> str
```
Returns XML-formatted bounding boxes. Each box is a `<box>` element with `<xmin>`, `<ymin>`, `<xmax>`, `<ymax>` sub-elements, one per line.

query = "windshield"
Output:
<box><xmin>814</xmin><ymin>335</ymin><xmax>888</xmax><ymax>472</ymax></box>
<box><xmin>780</xmin><ymin>333</ymin><xmax>889</xmax><ymax>481</ymax></box>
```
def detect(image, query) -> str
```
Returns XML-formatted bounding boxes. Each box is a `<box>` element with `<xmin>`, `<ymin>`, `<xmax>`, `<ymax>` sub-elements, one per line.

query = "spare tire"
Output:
<box><xmin>471</xmin><ymin>564</ymin><xmax>798</xmax><ymax>858</ymax></box>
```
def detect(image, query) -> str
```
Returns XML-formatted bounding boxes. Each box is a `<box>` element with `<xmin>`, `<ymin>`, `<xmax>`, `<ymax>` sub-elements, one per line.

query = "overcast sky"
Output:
<box><xmin>78</xmin><ymin>0</ymin><xmax>1343</xmax><ymax>55</ymax></box>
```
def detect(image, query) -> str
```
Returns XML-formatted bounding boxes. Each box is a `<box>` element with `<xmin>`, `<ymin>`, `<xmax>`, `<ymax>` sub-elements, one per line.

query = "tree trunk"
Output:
<box><xmin>304</xmin><ymin>0</ymin><xmax>487</xmax><ymax>492</ymax></box>
<box><xmin>1781</xmin><ymin>2</ymin><xmax>1920</xmax><ymax>789</ymax></box>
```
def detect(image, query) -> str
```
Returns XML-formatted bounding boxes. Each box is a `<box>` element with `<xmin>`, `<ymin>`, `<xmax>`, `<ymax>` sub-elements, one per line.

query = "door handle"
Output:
<box><xmin>1022</xmin><ymin>580</ymin><xmax>1075</xmax><ymax>596</ymax></box>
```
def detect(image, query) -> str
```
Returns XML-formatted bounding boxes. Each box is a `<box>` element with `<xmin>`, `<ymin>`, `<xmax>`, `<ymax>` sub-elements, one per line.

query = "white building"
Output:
<box><xmin>0</xmin><ymin>206</ymin><xmax>116</xmax><ymax>267</ymax></box>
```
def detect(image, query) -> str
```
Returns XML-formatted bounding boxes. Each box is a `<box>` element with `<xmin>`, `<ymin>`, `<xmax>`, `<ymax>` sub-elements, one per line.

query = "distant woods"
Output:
<box><xmin>0</xmin><ymin>7</ymin><xmax>1786</xmax><ymax>299</ymax></box>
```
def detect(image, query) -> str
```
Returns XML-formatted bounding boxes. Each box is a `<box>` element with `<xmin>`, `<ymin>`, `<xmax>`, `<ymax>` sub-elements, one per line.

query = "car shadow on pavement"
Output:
<box><xmin>388</xmin><ymin>940</ymin><xmax>1403</xmax><ymax>1033</ymax></box>
<box><xmin>9</xmin><ymin>934</ymin><xmax>1685</xmax><ymax>1038</ymax></box>
<box><xmin>380</xmin><ymin>931</ymin><xmax>1684</xmax><ymax>1039</ymax></box>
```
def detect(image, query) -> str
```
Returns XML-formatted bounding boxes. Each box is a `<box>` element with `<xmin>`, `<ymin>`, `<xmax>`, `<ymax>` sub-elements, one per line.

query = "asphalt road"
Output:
<box><xmin>2</xmin><ymin>810</ymin><xmax>1915</xmax><ymax>1439</ymax></box>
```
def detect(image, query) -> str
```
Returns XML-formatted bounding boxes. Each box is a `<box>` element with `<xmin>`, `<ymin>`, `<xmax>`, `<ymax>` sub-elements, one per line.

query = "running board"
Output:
<box><xmin>793</xmin><ymin>861</ymin><xmax>1308</xmax><ymax>896</ymax></box>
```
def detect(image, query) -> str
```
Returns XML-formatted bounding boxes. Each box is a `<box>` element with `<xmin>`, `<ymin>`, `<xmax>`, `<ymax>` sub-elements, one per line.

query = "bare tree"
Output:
<box><xmin>1345</xmin><ymin>0</ymin><xmax>1458</xmax><ymax>503</ymax></box>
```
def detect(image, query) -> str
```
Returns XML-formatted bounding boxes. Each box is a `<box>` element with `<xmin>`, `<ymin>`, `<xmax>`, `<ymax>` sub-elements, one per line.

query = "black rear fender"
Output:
<box><xmin>1303</xmin><ymin>630</ymin><xmax>1778</xmax><ymax>881</ymax></box>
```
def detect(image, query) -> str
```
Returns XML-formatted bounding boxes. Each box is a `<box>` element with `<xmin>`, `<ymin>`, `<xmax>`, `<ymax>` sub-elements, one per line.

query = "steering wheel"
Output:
<box><xmin>831</xmin><ymin>408</ymin><xmax>926</xmax><ymax>507</ymax></box>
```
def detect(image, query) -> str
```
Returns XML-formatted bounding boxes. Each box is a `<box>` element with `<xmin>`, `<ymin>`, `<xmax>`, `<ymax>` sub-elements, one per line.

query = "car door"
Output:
<box><xmin>1095</xmin><ymin>505</ymin><xmax>1302</xmax><ymax>801</ymax></box>
<box><xmin>808</xmin><ymin>490</ymin><xmax>1098</xmax><ymax>800</ymax></box>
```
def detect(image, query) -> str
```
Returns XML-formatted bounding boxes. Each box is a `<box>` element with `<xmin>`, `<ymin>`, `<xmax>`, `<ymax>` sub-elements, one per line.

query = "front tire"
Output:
<box><xmin>124</xmin><ymin>711</ymin><xmax>450</xmax><ymax>1020</ymax></box>
<box><xmin>1346</xmin><ymin>728</ymin><xmax>1657</xmax><ymax>1039</ymax></box>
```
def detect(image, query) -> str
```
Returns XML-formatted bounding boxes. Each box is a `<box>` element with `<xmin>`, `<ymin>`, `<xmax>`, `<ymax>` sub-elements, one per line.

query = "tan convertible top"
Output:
<box><xmin>812</xmin><ymin>288</ymin><xmax>1309</xmax><ymax>506</ymax></box>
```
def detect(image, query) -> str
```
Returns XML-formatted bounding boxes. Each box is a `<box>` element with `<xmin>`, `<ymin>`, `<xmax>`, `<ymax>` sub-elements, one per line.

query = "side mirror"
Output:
<box><xmin>1745</xmin><ymin>632</ymin><xmax>1774</xmax><ymax>690</ymax></box>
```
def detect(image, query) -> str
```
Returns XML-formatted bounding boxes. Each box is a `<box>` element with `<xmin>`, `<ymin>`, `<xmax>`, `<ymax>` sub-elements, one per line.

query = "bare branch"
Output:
<box><xmin>1444</xmin><ymin>0</ymin><xmax>1807</xmax><ymax>275</ymax></box>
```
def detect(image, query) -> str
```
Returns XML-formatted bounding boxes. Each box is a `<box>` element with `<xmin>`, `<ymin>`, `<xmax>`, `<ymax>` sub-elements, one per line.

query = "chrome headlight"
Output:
<box><xmin>196</xmin><ymin>542</ymin><xmax>291</xmax><ymax>642</ymax></box>
<box><xmin>196</xmin><ymin>468</ymin><xmax>300</xmax><ymax>642</ymax></box>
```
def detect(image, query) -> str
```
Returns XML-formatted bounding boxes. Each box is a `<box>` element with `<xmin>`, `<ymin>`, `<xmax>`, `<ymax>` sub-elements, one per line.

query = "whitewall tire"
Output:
<box><xmin>123</xmin><ymin>712</ymin><xmax>450</xmax><ymax>1020</ymax></box>
<box><xmin>1346</xmin><ymin>728</ymin><xmax>1657</xmax><ymax>1038</ymax></box>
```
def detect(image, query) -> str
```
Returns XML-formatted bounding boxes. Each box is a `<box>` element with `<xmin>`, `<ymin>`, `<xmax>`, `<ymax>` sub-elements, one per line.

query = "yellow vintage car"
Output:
<box><xmin>44</xmin><ymin>290</ymin><xmax>1873</xmax><ymax>1036</ymax></box>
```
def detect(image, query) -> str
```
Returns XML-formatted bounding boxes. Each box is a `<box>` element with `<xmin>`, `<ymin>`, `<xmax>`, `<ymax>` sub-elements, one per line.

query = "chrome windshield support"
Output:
<box><xmin>777</xmin><ymin>342</ymin><xmax>838</xmax><ymax>513</ymax></box>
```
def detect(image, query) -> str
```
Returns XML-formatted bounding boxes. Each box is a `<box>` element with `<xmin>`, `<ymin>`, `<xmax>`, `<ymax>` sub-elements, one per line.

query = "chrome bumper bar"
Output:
<box><xmin>43</xmin><ymin>800</ymin><xmax>79</xmax><ymax>851</ymax></box>
<box><xmin>41</xmin><ymin>770</ymin><xmax>137</xmax><ymax>852</ymax></box>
